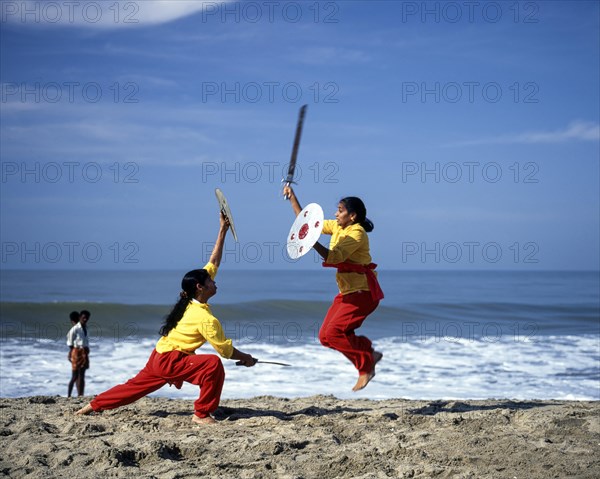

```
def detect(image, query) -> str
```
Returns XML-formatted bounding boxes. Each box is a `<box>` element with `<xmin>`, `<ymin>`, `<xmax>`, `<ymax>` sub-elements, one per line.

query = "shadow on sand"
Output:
<box><xmin>212</xmin><ymin>405</ymin><xmax>372</xmax><ymax>422</ymax></box>
<box><xmin>409</xmin><ymin>400</ymin><xmax>561</xmax><ymax>416</ymax></box>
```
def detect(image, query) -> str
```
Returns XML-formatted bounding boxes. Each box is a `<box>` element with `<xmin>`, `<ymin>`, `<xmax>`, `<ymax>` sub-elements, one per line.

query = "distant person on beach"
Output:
<box><xmin>67</xmin><ymin>310</ymin><xmax>80</xmax><ymax>396</ymax></box>
<box><xmin>76</xmin><ymin>212</ymin><xmax>256</xmax><ymax>425</ymax></box>
<box><xmin>284</xmin><ymin>185</ymin><xmax>384</xmax><ymax>391</ymax></box>
<box><xmin>67</xmin><ymin>310</ymin><xmax>91</xmax><ymax>397</ymax></box>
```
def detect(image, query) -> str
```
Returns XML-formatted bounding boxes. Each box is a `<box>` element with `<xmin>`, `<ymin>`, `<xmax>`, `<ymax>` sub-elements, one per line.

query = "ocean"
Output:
<box><xmin>1</xmin><ymin>269</ymin><xmax>598</xmax><ymax>401</ymax></box>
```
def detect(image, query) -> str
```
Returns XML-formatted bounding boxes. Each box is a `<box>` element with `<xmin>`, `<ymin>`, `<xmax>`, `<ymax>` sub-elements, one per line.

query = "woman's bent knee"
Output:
<box><xmin>207</xmin><ymin>355</ymin><xmax>225</xmax><ymax>375</ymax></box>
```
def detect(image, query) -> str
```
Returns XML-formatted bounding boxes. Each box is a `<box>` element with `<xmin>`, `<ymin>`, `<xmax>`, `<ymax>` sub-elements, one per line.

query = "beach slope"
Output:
<box><xmin>1</xmin><ymin>396</ymin><xmax>598</xmax><ymax>478</ymax></box>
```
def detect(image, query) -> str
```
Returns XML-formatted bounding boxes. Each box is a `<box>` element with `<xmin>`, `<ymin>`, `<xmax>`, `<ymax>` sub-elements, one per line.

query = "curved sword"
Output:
<box><xmin>235</xmin><ymin>360</ymin><xmax>292</xmax><ymax>367</ymax></box>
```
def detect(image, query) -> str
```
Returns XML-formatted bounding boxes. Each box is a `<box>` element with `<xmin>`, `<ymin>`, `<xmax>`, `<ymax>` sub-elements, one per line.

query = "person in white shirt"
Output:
<box><xmin>67</xmin><ymin>311</ymin><xmax>80</xmax><ymax>396</ymax></box>
<box><xmin>66</xmin><ymin>310</ymin><xmax>90</xmax><ymax>397</ymax></box>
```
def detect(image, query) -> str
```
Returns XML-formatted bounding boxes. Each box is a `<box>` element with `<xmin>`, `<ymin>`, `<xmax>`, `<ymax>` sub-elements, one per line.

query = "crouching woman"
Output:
<box><xmin>76</xmin><ymin>213</ymin><xmax>256</xmax><ymax>424</ymax></box>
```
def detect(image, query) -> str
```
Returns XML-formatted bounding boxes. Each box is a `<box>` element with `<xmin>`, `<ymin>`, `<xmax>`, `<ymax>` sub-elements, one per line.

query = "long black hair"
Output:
<box><xmin>159</xmin><ymin>269</ymin><xmax>210</xmax><ymax>336</ymax></box>
<box><xmin>340</xmin><ymin>196</ymin><xmax>374</xmax><ymax>232</ymax></box>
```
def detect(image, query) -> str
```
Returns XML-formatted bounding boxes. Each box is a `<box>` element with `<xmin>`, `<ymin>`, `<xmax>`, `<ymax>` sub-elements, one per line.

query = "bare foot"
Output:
<box><xmin>191</xmin><ymin>415</ymin><xmax>216</xmax><ymax>425</ymax></box>
<box><xmin>75</xmin><ymin>403</ymin><xmax>94</xmax><ymax>416</ymax></box>
<box><xmin>352</xmin><ymin>372</ymin><xmax>375</xmax><ymax>391</ymax></box>
<box><xmin>373</xmin><ymin>350</ymin><xmax>383</xmax><ymax>367</ymax></box>
<box><xmin>352</xmin><ymin>351</ymin><xmax>383</xmax><ymax>392</ymax></box>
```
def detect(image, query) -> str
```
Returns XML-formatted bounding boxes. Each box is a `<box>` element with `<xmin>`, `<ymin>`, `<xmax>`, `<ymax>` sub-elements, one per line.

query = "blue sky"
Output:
<box><xmin>1</xmin><ymin>0</ymin><xmax>598</xmax><ymax>270</ymax></box>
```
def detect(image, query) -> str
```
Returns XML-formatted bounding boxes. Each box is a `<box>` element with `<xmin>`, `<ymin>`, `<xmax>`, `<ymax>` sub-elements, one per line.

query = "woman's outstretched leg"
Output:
<box><xmin>76</xmin><ymin>356</ymin><xmax>166</xmax><ymax>415</ymax></box>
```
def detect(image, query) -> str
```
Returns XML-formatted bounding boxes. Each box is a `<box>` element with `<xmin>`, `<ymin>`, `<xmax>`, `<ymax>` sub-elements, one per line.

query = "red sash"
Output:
<box><xmin>322</xmin><ymin>261</ymin><xmax>384</xmax><ymax>302</ymax></box>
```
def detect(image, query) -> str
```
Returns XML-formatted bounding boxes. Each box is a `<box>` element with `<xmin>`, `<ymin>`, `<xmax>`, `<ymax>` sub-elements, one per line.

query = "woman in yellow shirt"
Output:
<box><xmin>284</xmin><ymin>186</ymin><xmax>384</xmax><ymax>392</ymax></box>
<box><xmin>76</xmin><ymin>213</ymin><xmax>256</xmax><ymax>424</ymax></box>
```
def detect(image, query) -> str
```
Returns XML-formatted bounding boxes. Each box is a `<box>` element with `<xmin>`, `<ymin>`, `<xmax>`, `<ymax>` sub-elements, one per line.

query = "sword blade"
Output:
<box><xmin>284</xmin><ymin>104</ymin><xmax>307</xmax><ymax>194</ymax></box>
<box><xmin>257</xmin><ymin>360</ymin><xmax>292</xmax><ymax>367</ymax></box>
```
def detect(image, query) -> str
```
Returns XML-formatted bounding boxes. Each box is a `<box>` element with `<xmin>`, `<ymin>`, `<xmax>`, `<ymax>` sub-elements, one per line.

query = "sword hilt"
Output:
<box><xmin>235</xmin><ymin>358</ymin><xmax>259</xmax><ymax>366</ymax></box>
<box><xmin>282</xmin><ymin>179</ymin><xmax>297</xmax><ymax>200</ymax></box>
<box><xmin>235</xmin><ymin>359</ymin><xmax>291</xmax><ymax>367</ymax></box>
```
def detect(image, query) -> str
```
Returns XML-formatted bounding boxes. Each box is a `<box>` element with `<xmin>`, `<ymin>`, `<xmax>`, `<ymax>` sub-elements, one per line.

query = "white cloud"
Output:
<box><xmin>0</xmin><ymin>101</ymin><xmax>261</xmax><ymax>165</ymax></box>
<box><xmin>296</xmin><ymin>46</ymin><xmax>370</xmax><ymax>65</ymax></box>
<box><xmin>0</xmin><ymin>101</ymin><xmax>46</xmax><ymax>113</ymax></box>
<box><xmin>1</xmin><ymin>1</ymin><xmax>230</xmax><ymax>29</ymax></box>
<box><xmin>404</xmin><ymin>207</ymin><xmax>557</xmax><ymax>223</ymax></box>
<box><xmin>447</xmin><ymin>121</ymin><xmax>600</xmax><ymax>147</ymax></box>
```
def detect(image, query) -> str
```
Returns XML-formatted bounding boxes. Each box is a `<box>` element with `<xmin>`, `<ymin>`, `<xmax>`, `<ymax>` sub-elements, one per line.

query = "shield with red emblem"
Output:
<box><xmin>286</xmin><ymin>203</ymin><xmax>324</xmax><ymax>259</ymax></box>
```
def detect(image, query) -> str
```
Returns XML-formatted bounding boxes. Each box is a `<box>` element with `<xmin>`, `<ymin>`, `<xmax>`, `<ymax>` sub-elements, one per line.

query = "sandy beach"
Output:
<box><xmin>1</xmin><ymin>395</ymin><xmax>598</xmax><ymax>478</ymax></box>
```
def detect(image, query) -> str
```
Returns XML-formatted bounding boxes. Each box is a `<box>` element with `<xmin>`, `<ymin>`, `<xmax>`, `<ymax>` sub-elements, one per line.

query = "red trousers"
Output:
<box><xmin>319</xmin><ymin>292</ymin><xmax>379</xmax><ymax>374</ymax></box>
<box><xmin>90</xmin><ymin>349</ymin><xmax>225</xmax><ymax>418</ymax></box>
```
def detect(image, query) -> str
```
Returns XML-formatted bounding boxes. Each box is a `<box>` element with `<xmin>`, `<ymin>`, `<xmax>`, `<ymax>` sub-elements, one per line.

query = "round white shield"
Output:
<box><xmin>286</xmin><ymin>203</ymin><xmax>324</xmax><ymax>259</ymax></box>
<box><xmin>215</xmin><ymin>188</ymin><xmax>239</xmax><ymax>242</ymax></box>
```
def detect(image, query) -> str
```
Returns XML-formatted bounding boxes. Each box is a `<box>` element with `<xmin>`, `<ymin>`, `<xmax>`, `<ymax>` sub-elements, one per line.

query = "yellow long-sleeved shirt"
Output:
<box><xmin>322</xmin><ymin>220</ymin><xmax>373</xmax><ymax>295</ymax></box>
<box><xmin>155</xmin><ymin>262</ymin><xmax>234</xmax><ymax>358</ymax></box>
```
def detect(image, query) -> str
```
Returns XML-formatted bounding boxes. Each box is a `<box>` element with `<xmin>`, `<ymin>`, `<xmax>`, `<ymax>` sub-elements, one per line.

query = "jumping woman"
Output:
<box><xmin>283</xmin><ymin>185</ymin><xmax>384</xmax><ymax>391</ymax></box>
<box><xmin>76</xmin><ymin>212</ymin><xmax>256</xmax><ymax>424</ymax></box>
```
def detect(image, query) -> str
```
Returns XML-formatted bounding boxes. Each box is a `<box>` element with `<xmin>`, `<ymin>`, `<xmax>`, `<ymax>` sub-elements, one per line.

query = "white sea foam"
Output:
<box><xmin>1</xmin><ymin>335</ymin><xmax>598</xmax><ymax>401</ymax></box>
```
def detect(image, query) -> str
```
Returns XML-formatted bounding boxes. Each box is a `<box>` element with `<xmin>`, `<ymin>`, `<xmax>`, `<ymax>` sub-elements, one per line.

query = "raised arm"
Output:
<box><xmin>209</xmin><ymin>212</ymin><xmax>230</xmax><ymax>267</ymax></box>
<box><xmin>283</xmin><ymin>185</ymin><xmax>302</xmax><ymax>216</ymax></box>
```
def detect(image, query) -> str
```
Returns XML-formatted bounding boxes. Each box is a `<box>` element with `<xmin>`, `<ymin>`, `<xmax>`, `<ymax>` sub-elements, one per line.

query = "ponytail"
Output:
<box><xmin>340</xmin><ymin>196</ymin><xmax>374</xmax><ymax>232</ymax></box>
<box><xmin>360</xmin><ymin>218</ymin><xmax>374</xmax><ymax>233</ymax></box>
<box><xmin>159</xmin><ymin>269</ymin><xmax>210</xmax><ymax>336</ymax></box>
